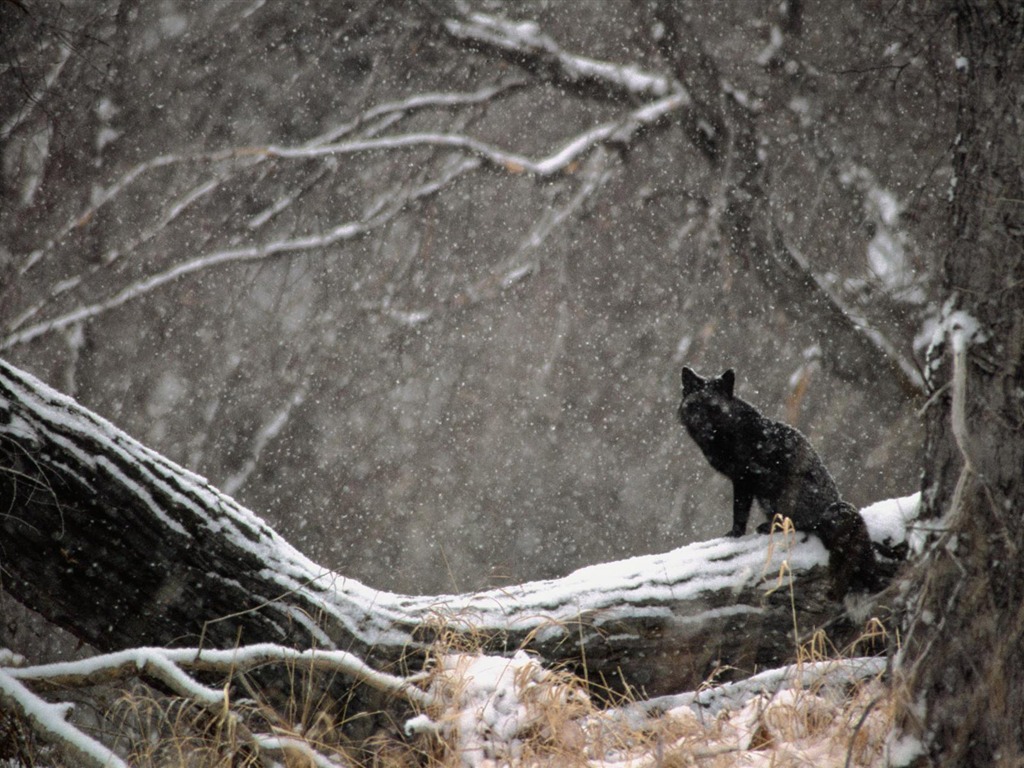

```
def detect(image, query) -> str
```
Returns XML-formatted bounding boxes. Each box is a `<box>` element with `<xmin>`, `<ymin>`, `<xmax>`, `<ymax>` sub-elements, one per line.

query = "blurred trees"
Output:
<box><xmin>1</xmin><ymin>0</ymin><xmax>946</xmax><ymax>597</ymax></box>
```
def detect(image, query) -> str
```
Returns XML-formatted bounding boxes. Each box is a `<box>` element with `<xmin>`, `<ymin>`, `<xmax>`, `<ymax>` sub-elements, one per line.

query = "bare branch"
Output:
<box><xmin>221</xmin><ymin>384</ymin><xmax>308</xmax><ymax>496</ymax></box>
<box><xmin>776</xmin><ymin>241</ymin><xmax>926</xmax><ymax>394</ymax></box>
<box><xmin>1</xmin><ymin>158</ymin><xmax>479</xmax><ymax>350</ymax></box>
<box><xmin>723</xmin><ymin>106</ymin><xmax>927</xmax><ymax>401</ymax></box>
<box><xmin>361</xmin><ymin>147</ymin><xmax>616</xmax><ymax>329</ymax></box>
<box><xmin>1</xmin><ymin>43</ymin><xmax>74</xmax><ymax>141</ymax></box>
<box><xmin>308</xmin><ymin>79</ymin><xmax>529</xmax><ymax>146</ymax></box>
<box><xmin>16</xmin><ymin>153</ymin><xmax>185</xmax><ymax>277</ymax></box>
<box><xmin>7</xmin><ymin>174</ymin><xmax>230</xmax><ymax>334</ymax></box>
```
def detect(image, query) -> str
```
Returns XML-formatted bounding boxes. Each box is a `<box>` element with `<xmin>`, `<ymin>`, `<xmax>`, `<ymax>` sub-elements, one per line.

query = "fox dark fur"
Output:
<box><xmin>677</xmin><ymin>367</ymin><xmax>882</xmax><ymax>599</ymax></box>
<box><xmin>814</xmin><ymin>501</ymin><xmax>883</xmax><ymax>600</ymax></box>
<box><xmin>678</xmin><ymin>367</ymin><xmax>840</xmax><ymax>537</ymax></box>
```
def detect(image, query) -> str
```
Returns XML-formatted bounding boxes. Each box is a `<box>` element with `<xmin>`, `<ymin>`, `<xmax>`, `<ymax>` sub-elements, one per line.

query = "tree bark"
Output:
<box><xmin>0</xmin><ymin>357</ymin><xmax>896</xmax><ymax>711</ymax></box>
<box><xmin>892</xmin><ymin>2</ymin><xmax>1024</xmax><ymax>765</ymax></box>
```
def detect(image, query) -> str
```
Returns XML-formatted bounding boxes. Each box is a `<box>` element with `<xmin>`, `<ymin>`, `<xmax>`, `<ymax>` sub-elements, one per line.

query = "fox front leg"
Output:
<box><xmin>729</xmin><ymin>484</ymin><xmax>754</xmax><ymax>537</ymax></box>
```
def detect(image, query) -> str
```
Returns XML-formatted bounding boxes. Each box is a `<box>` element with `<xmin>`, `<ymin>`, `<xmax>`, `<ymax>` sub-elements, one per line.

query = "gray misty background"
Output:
<box><xmin>1</xmin><ymin>0</ymin><xmax>949</xmax><ymax>597</ymax></box>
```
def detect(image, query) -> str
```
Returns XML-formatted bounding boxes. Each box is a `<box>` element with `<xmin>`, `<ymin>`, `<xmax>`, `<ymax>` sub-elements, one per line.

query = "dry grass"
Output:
<box><xmin>1</xmin><ymin>614</ymin><xmax>896</xmax><ymax>768</ymax></box>
<box><xmin>0</xmin><ymin>653</ymin><xmax>894</xmax><ymax>768</ymax></box>
<box><xmin>384</xmin><ymin>614</ymin><xmax>895</xmax><ymax>768</ymax></box>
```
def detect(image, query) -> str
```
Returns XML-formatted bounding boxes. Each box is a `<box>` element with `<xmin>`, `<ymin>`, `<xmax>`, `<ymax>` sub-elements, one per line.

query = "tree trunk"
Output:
<box><xmin>892</xmin><ymin>2</ymin><xmax>1024</xmax><ymax>765</ymax></box>
<box><xmin>0</xmin><ymin>357</ymin><xmax>895</xmax><ymax>711</ymax></box>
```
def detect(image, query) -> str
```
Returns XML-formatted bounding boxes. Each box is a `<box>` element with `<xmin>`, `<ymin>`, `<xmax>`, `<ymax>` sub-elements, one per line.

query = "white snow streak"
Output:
<box><xmin>444</xmin><ymin>13</ymin><xmax>673</xmax><ymax>98</ymax></box>
<box><xmin>0</xmin><ymin>668</ymin><xmax>128</xmax><ymax>768</ymax></box>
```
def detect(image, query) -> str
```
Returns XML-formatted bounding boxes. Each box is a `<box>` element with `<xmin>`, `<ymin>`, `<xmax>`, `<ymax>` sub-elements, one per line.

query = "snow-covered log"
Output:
<box><xmin>0</xmin><ymin>358</ymin><xmax>914</xmax><ymax>704</ymax></box>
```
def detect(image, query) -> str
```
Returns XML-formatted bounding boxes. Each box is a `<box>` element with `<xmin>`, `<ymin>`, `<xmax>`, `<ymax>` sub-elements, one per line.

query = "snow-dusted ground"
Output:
<box><xmin>401</xmin><ymin>648</ymin><xmax>891</xmax><ymax>767</ymax></box>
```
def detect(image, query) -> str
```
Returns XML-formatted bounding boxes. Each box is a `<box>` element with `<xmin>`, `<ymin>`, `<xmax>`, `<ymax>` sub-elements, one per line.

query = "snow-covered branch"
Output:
<box><xmin>264</xmin><ymin>91</ymin><xmax>688</xmax><ymax>175</ymax></box>
<box><xmin>14</xmin><ymin>83</ymin><xmax>523</xmax><ymax>280</ymax></box>
<box><xmin>1</xmin><ymin>648</ymin><xmax>375</xmax><ymax>768</ymax></box>
<box><xmin>6</xmin><ymin>172</ymin><xmax>234</xmax><ymax>336</ymax></box>
<box><xmin>308</xmin><ymin>80</ymin><xmax>529</xmax><ymax>147</ymax></box>
<box><xmin>444</xmin><ymin>12</ymin><xmax>676</xmax><ymax>100</ymax></box>
<box><xmin>779</xmin><ymin>242</ymin><xmax>926</xmax><ymax>396</ymax></box>
<box><xmin>0</xmin><ymin>668</ymin><xmax>129</xmax><ymax>768</ymax></box>
<box><xmin>0</xmin><ymin>640</ymin><xmax>893</xmax><ymax>767</ymax></box>
<box><xmin>441</xmin><ymin>7</ymin><xmax>927</xmax><ymax>407</ymax></box>
<box><xmin>7</xmin><ymin>643</ymin><xmax>432</xmax><ymax>709</ymax></box>
<box><xmin>6</xmin><ymin>73</ymin><xmax>683</xmax><ymax>350</ymax></box>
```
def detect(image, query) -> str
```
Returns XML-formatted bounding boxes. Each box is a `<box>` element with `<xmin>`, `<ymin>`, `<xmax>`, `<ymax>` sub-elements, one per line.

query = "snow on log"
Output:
<box><xmin>0</xmin><ymin>358</ymin><xmax>916</xmax><ymax>699</ymax></box>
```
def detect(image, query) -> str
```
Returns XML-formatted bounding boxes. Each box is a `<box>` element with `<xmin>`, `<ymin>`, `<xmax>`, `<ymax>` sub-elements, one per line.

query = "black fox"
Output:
<box><xmin>678</xmin><ymin>367</ymin><xmax>841</xmax><ymax>537</ymax></box>
<box><xmin>677</xmin><ymin>367</ymin><xmax>885</xmax><ymax>598</ymax></box>
<box><xmin>677</xmin><ymin>367</ymin><xmax>882</xmax><ymax>599</ymax></box>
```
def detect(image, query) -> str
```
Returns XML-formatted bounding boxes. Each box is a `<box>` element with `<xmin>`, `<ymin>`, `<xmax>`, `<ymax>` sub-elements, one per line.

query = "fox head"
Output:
<box><xmin>677</xmin><ymin>367</ymin><xmax>737</xmax><ymax>441</ymax></box>
<box><xmin>680</xmin><ymin>367</ymin><xmax>734</xmax><ymax>399</ymax></box>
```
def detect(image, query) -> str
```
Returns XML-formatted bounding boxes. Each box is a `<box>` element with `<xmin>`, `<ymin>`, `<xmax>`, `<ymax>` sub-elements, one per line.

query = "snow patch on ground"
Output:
<box><xmin>410</xmin><ymin>650</ymin><xmax>589</xmax><ymax>767</ymax></box>
<box><xmin>407</xmin><ymin>652</ymin><xmax>891</xmax><ymax>767</ymax></box>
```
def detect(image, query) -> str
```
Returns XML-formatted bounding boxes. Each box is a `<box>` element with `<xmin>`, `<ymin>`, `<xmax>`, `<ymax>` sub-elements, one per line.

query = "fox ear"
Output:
<box><xmin>681</xmin><ymin>366</ymin><xmax>702</xmax><ymax>392</ymax></box>
<box><xmin>719</xmin><ymin>369</ymin><xmax>735</xmax><ymax>397</ymax></box>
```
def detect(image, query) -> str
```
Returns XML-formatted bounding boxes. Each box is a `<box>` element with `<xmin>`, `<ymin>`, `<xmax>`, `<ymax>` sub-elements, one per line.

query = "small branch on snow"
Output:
<box><xmin>629</xmin><ymin>656</ymin><xmax>887</xmax><ymax>719</ymax></box>
<box><xmin>6</xmin><ymin>643</ymin><xmax>432</xmax><ymax>708</ymax></box>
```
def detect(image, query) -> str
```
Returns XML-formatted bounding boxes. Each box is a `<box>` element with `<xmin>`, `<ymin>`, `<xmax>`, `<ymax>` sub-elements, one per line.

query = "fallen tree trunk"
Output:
<box><xmin>0</xmin><ymin>357</ymin><xmax>909</xmax><ymax>704</ymax></box>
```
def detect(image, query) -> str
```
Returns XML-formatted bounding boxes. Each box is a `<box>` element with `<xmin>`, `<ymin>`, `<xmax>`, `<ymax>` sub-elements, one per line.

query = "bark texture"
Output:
<box><xmin>893</xmin><ymin>2</ymin><xmax>1024</xmax><ymax>765</ymax></box>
